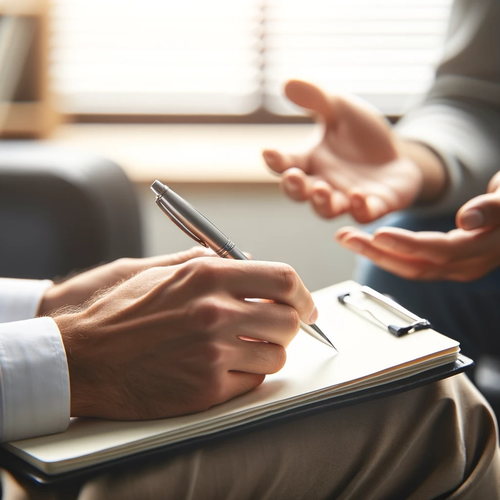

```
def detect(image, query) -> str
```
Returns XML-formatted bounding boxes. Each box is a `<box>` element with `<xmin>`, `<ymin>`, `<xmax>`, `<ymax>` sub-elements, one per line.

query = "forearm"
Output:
<box><xmin>392</xmin><ymin>0</ymin><xmax>500</xmax><ymax>214</ymax></box>
<box><xmin>393</xmin><ymin>100</ymin><xmax>500</xmax><ymax>215</ymax></box>
<box><xmin>398</xmin><ymin>140</ymin><xmax>449</xmax><ymax>205</ymax></box>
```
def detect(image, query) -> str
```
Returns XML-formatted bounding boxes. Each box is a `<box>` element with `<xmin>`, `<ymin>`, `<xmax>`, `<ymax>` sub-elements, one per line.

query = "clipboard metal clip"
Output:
<box><xmin>338</xmin><ymin>286</ymin><xmax>434</xmax><ymax>338</ymax></box>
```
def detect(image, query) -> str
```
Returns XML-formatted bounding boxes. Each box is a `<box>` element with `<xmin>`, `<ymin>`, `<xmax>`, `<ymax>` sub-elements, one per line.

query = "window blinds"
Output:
<box><xmin>263</xmin><ymin>0</ymin><xmax>453</xmax><ymax>116</ymax></box>
<box><xmin>50</xmin><ymin>0</ymin><xmax>262</xmax><ymax>114</ymax></box>
<box><xmin>50</xmin><ymin>0</ymin><xmax>453</xmax><ymax>116</ymax></box>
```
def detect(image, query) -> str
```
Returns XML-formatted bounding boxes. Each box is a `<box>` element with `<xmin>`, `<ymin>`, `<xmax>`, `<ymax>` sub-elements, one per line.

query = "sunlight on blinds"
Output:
<box><xmin>50</xmin><ymin>0</ymin><xmax>262</xmax><ymax>114</ymax></box>
<box><xmin>264</xmin><ymin>0</ymin><xmax>453</xmax><ymax>115</ymax></box>
<box><xmin>50</xmin><ymin>0</ymin><xmax>453</xmax><ymax>116</ymax></box>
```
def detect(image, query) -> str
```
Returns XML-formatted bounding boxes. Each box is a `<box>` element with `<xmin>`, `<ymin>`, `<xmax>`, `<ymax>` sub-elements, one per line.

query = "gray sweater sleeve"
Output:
<box><xmin>395</xmin><ymin>0</ymin><xmax>500</xmax><ymax>215</ymax></box>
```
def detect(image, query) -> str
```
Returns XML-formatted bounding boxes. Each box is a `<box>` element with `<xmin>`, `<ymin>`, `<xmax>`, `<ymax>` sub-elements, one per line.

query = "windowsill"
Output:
<box><xmin>44</xmin><ymin>123</ymin><xmax>319</xmax><ymax>184</ymax></box>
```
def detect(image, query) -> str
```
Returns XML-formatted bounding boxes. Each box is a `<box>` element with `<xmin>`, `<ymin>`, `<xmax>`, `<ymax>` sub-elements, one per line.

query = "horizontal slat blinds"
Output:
<box><xmin>50</xmin><ymin>0</ymin><xmax>452</xmax><ymax>116</ymax></box>
<box><xmin>264</xmin><ymin>0</ymin><xmax>453</xmax><ymax>115</ymax></box>
<box><xmin>50</xmin><ymin>0</ymin><xmax>262</xmax><ymax>114</ymax></box>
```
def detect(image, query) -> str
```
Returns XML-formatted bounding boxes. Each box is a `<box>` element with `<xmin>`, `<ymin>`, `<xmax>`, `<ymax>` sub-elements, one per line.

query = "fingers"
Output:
<box><xmin>349</xmin><ymin>192</ymin><xmax>390</xmax><ymax>224</ymax></box>
<box><xmin>230</xmin><ymin>339</ymin><xmax>288</xmax><ymax>374</ymax></box>
<box><xmin>372</xmin><ymin>227</ymin><xmax>459</xmax><ymax>263</ymax></box>
<box><xmin>139</xmin><ymin>247</ymin><xmax>215</xmax><ymax>269</ymax></box>
<box><xmin>488</xmin><ymin>171</ymin><xmax>500</xmax><ymax>193</ymax></box>
<box><xmin>309</xmin><ymin>180</ymin><xmax>350</xmax><ymax>218</ymax></box>
<box><xmin>281</xmin><ymin>167</ymin><xmax>311</xmax><ymax>200</ymax></box>
<box><xmin>186</xmin><ymin>259</ymin><xmax>317</xmax><ymax>325</ymax></box>
<box><xmin>335</xmin><ymin>224</ymin><xmax>500</xmax><ymax>281</ymax></box>
<box><xmin>335</xmin><ymin>227</ymin><xmax>439</xmax><ymax>280</ymax></box>
<box><xmin>457</xmin><ymin>191</ymin><xmax>500</xmax><ymax>230</ymax></box>
<box><xmin>284</xmin><ymin>79</ymin><xmax>335</xmax><ymax>124</ymax></box>
<box><xmin>262</xmin><ymin>149</ymin><xmax>308</xmax><ymax>175</ymax></box>
<box><xmin>208</xmin><ymin>334</ymin><xmax>290</xmax><ymax>406</ymax></box>
<box><xmin>279</xmin><ymin>168</ymin><xmax>349</xmax><ymax>218</ymax></box>
<box><xmin>236</xmin><ymin>301</ymin><xmax>302</xmax><ymax>347</ymax></box>
<box><xmin>337</xmin><ymin>226</ymin><xmax>460</xmax><ymax>264</ymax></box>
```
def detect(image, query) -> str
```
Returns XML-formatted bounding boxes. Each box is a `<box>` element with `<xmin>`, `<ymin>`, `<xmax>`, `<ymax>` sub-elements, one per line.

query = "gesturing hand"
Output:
<box><xmin>262</xmin><ymin>80</ymin><xmax>424</xmax><ymax>223</ymax></box>
<box><xmin>335</xmin><ymin>172</ymin><xmax>500</xmax><ymax>282</ymax></box>
<box><xmin>53</xmin><ymin>258</ymin><xmax>318</xmax><ymax>420</ymax></box>
<box><xmin>38</xmin><ymin>247</ymin><xmax>213</xmax><ymax>315</ymax></box>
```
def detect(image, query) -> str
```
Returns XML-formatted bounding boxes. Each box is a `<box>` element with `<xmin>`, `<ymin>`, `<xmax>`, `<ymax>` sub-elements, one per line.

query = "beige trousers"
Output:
<box><xmin>4</xmin><ymin>374</ymin><xmax>500</xmax><ymax>500</ymax></box>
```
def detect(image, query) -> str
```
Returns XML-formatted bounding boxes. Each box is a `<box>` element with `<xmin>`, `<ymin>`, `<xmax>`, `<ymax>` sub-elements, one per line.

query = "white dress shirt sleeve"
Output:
<box><xmin>0</xmin><ymin>279</ymin><xmax>70</xmax><ymax>442</ymax></box>
<box><xmin>0</xmin><ymin>278</ymin><xmax>53</xmax><ymax>323</ymax></box>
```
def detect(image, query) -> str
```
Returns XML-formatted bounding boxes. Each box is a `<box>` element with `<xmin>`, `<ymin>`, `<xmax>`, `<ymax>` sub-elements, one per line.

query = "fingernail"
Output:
<box><xmin>461</xmin><ymin>209</ymin><xmax>484</xmax><ymax>230</ymax></box>
<box><xmin>309</xmin><ymin>305</ymin><xmax>319</xmax><ymax>324</ymax></box>
<box><xmin>263</xmin><ymin>152</ymin><xmax>277</xmax><ymax>168</ymax></box>
<box><xmin>374</xmin><ymin>235</ymin><xmax>396</xmax><ymax>249</ymax></box>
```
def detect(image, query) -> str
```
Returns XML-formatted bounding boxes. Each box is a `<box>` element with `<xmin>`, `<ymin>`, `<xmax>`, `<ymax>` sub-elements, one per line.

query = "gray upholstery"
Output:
<box><xmin>0</xmin><ymin>141</ymin><xmax>143</xmax><ymax>280</ymax></box>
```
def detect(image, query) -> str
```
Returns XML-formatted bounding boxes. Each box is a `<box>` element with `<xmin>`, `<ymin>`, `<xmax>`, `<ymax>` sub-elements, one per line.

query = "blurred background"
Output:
<box><xmin>0</xmin><ymin>0</ymin><xmax>453</xmax><ymax>291</ymax></box>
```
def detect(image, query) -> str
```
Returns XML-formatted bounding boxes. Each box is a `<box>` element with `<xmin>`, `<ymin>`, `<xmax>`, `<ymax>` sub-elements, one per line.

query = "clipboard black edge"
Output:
<box><xmin>0</xmin><ymin>354</ymin><xmax>474</xmax><ymax>488</ymax></box>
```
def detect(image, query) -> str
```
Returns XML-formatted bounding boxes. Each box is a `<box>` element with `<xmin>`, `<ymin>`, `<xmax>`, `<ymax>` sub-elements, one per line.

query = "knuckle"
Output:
<box><xmin>172</xmin><ymin>258</ymin><xmax>218</xmax><ymax>291</ymax></box>
<box><xmin>189</xmin><ymin>297</ymin><xmax>226</xmax><ymax>330</ymax></box>
<box><xmin>285</xmin><ymin>307</ymin><xmax>301</xmax><ymax>333</ymax></box>
<box><xmin>278</xmin><ymin>263</ymin><xmax>299</xmax><ymax>297</ymax></box>
<box><xmin>202</xmin><ymin>340</ymin><xmax>227</xmax><ymax>367</ymax></box>
<box><xmin>115</xmin><ymin>257</ymin><xmax>138</xmax><ymax>272</ymax></box>
<box><xmin>269</xmin><ymin>346</ymin><xmax>287</xmax><ymax>373</ymax></box>
<box><xmin>187</xmin><ymin>258</ymin><xmax>220</xmax><ymax>287</ymax></box>
<box><xmin>247</xmin><ymin>343</ymin><xmax>286</xmax><ymax>373</ymax></box>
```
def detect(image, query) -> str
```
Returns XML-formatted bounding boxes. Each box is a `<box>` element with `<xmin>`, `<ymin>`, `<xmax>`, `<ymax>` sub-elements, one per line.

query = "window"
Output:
<box><xmin>50</xmin><ymin>0</ymin><xmax>453</xmax><ymax>119</ymax></box>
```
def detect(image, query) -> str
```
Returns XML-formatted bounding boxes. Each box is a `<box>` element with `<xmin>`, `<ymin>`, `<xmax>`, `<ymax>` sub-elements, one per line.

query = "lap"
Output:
<box><xmin>5</xmin><ymin>375</ymin><xmax>499</xmax><ymax>500</ymax></box>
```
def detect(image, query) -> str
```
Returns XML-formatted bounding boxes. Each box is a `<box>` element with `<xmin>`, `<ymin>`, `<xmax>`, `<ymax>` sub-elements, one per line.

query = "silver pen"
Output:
<box><xmin>151</xmin><ymin>180</ymin><xmax>337</xmax><ymax>350</ymax></box>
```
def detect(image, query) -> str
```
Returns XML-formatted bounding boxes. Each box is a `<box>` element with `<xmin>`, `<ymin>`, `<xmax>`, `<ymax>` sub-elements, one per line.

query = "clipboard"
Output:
<box><xmin>0</xmin><ymin>281</ymin><xmax>474</xmax><ymax>488</ymax></box>
<box><xmin>0</xmin><ymin>355</ymin><xmax>473</xmax><ymax>488</ymax></box>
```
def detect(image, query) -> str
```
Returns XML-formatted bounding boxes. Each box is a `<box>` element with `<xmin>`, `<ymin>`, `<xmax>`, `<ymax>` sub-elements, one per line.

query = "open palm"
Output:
<box><xmin>263</xmin><ymin>80</ymin><xmax>423</xmax><ymax>223</ymax></box>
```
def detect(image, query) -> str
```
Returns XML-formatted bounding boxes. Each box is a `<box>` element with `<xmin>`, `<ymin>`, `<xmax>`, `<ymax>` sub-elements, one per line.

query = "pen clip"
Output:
<box><xmin>155</xmin><ymin>196</ymin><xmax>208</xmax><ymax>248</ymax></box>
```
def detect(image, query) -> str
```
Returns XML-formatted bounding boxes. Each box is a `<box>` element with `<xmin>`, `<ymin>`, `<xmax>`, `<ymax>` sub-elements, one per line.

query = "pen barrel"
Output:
<box><xmin>159</xmin><ymin>186</ymin><xmax>241</xmax><ymax>256</ymax></box>
<box><xmin>152</xmin><ymin>180</ymin><xmax>336</xmax><ymax>351</ymax></box>
<box><xmin>225</xmin><ymin>245</ymin><xmax>248</xmax><ymax>260</ymax></box>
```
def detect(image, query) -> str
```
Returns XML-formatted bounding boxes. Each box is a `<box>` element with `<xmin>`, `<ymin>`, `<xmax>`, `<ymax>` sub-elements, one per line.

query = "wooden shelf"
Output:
<box><xmin>0</xmin><ymin>101</ymin><xmax>57</xmax><ymax>137</ymax></box>
<box><xmin>0</xmin><ymin>0</ymin><xmax>45</xmax><ymax>17</ymax></box>
<box><xmin>0</xmin><ymin>0</ymin><xmax>58</xmax><ymax>138</ymax></box>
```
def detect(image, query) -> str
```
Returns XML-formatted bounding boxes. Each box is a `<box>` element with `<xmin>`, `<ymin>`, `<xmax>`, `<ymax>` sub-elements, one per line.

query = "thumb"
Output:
<box><xmin>457</xmin><ymin>191</ymin><xmax>500</xmax><ymax>230</ymax></box>
<box><xmin>487</xmin><ymin>171</ymin><xmax>500</xmax><ymax>193</ymax></box>
<box><xmin>284</xmin><ymin>79</ymin><xmax>337</xmax><ymax>124</ymax></box>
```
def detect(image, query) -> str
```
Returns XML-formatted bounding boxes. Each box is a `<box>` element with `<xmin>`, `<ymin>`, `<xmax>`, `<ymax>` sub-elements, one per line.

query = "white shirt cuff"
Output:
<box><xmin>0</xmin><ymin>317</ymin><xmax>70</xmax><ymax>442</ymax></box>
<box><xmin>0</xmin><ymin>278</ymin><xmax>53</xmax><ymax>322</ymax></box>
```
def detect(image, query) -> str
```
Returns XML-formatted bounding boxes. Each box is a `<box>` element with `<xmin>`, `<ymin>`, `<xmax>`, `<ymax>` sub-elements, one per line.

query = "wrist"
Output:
<box><xmin>53</xmin><ymin>311</ymin><xmax>99</xmax><ymax>417</ymax></box>
<box><xmin>399</xmin><ymin>140</ymin><xmax>449</xmax><ymax>205</ymax></box>
<box><xmin>38</xmin><ymin>283</ymin><xmax>66</xmax><ymax>316</ymax></box>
